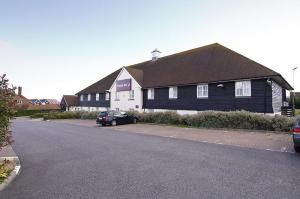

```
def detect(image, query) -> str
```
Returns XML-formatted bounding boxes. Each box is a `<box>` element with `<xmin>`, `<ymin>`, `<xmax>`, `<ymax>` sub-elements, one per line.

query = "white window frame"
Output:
<box><xmin>96</xmin><ymin>93</ymin><xmax>100</xmax><ymax>101</ymax></box>
<box><xmin>105</xmin><ymin>92</ymin><xmax>110</xmax><ymax>101</ymax></box>
<box><xmin>169</xmin><ymin>86</ymin><xmax>178</xmax><ymax>99</ymax></box>
<box><xmin>115</xmin><ymin>91</ymin><xmax>120</xmax><ymax>100</ymax></box>
<box><xmin>88</xmin><ymin>94</ymin><xmax>91</xmax><ymax>101</ymax></box>
<box><xmin>80</xmin><ymin>95</ymin><xmax>83</xmax><ymax>101</ymax></box>
<box><xmin>129</xmin><ymin>90</ymin><xmax>134</xmax><ymax>100</ymax></box>
<box><xmin>197</xmin><ymin>84</ymin><xmax>208</xmax><ymax>98</ymax></box>
<box><xmin>147</xmin><ymin>88</ymin><xmax>154</xmax><ymax>100</ymax></box>
<box><xmin>235</xmin><ymin>80</ymin><xmax>251</xmax><ymax>97</ymax></box>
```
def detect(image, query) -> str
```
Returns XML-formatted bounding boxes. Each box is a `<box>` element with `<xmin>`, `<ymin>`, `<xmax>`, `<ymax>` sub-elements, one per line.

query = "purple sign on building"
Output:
<box><xmin>116</xmin><ymin>79</ymin><xmax>132</xmax><ymax>91</ymax></box>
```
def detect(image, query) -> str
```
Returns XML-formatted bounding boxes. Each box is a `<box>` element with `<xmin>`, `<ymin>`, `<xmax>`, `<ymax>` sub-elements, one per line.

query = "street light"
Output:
<box><xmin>292</xmin><ymin>67</ymin><xmax>298</xmax><ymax>115</ymax></box>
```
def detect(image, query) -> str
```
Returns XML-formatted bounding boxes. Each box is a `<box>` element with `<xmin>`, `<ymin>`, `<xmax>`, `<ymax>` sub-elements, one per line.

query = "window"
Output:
<box><xmin>129</xmin><ymin>90</ymin><xmax>134</xmax><ymax>99</ymax></box>
<box><xmin>235</xmin><ymin>80</ymin><xmax>251</xmax><ymax>97</ymax></box>
<box><xmin>88</xmin><ymin>94</ymin><xmax>91</xmax><ymax>101</ymax></box>
<box><xmin>115</xmin><ymin>91</ymin><xmax>120</xmax><ymax>100</ymax></box>
<box><xmin>169</xmin><ymin>87</ymin><xmax>178</xmax><ymax>99</ymax></box>
<box><xmin>105</xmin><ymin>92</ymin><xmax>110</xmax><ymax>101</ymax></box>
<box><xmin>80</xmin><ymin>95</ymin><xmax>83</xmax><ymax>101</ymax></box>
<box><xmin>147</xmin><ymin>88</ymin><xmax>154</xmax><ymax>100</ymax></box>
<box><xmin>197</xmin><ymin>84</ymin><xmax>208</xmax><ymax>98</ymax></box>
<box><xmin>96</xmin><ymin>93</ymin><xmax>99</xmax><ymax>101</ymax></box>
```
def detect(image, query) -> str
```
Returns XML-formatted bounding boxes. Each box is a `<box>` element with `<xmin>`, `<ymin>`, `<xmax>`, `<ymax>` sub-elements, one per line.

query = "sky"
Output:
<box><xmin>0</xmin><ymin>0</ymin><xmax>300</xmax><ymax>100</ymax></box>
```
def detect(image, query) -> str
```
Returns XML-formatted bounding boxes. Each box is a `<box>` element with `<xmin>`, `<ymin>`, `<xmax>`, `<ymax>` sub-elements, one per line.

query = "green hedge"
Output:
<box><xmin>39</xmin><ymin>111</ymin><xmax>100</xmax><ymax>120</ymax></box>
<box><xmin>30</xmin><ymin>112</ymin><xmax>49</xmax><ymax>118</ymax></box>
<box><xmin>128</xmin><ymin>111</ymin><xmax>296</xmax><ymax>132</ymax></box>
<box><xmin>80</xmin><ymin>111</ymin><xmax>99</xmax><ymax>120</ymax></box>
<box><xmin>43</xmin><ymin>112</ymin><xmax>82</xmax><ymax>120</ymax></box>
<box><xmin>296</xmin><ymin>109</ymin><xmax>300</xmax><ymax>116</ymax></box>
<box><xmin>35</xmin><ymin>110</ymin><xmax>296</xmax><ymax>132</ymax></box>
<box><xmin>14</xmin><ymin>110</ymin><xmax>48</xmax><ymax>117</ymax></box>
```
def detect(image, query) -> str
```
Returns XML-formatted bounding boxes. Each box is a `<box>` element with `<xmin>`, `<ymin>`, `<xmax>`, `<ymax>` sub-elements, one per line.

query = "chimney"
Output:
<box><xmin>18</xmin><ymin>86</ymin><xmax>22</xmax><ymax>96</ymax></box>
<box><xmin>151</xmin><ymin>49</ymin><xmax>161</xmax><ymax>61</ymax></box>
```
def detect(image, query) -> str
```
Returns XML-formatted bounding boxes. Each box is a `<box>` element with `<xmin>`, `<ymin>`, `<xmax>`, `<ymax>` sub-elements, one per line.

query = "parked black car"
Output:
<box><xmin>293</xmin><ymin>118</ymin><xmax>300</xmax><ymax>153</ymax></box>
<box><xmin>96</xmin><ymin>111</ymin><xmax>138</xmax><ymax>126</ymax></box>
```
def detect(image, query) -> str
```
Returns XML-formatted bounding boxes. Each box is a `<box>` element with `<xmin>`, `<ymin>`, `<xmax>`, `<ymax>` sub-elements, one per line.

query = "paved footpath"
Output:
<box><xmin>2</xmin><ymin>118</ymin><xmax>300</xmax><ymax>199</ymax></box>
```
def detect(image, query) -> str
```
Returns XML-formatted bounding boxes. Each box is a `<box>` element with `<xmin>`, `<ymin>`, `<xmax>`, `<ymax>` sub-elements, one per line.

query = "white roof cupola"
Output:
<box><xmin>151</xmin><ymin>48</ymin><xmax>161</xmax><ymax>61</ymax></box>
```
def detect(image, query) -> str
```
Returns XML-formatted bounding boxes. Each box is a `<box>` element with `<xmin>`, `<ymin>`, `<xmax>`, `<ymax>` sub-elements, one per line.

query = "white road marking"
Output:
<box><xmin>266</xmin><ymin>148</ymin><xmax>295</xmax><ymax>154</ymax></box>
<box><xmin>14</xmin><ymin>166</ymin><xmax>21</xmax><ymax>175</ymax></box>
<box><xmin>280</xmin><ymin>147</ymin><xmax>287</xmax><ymax>152</ymax></box>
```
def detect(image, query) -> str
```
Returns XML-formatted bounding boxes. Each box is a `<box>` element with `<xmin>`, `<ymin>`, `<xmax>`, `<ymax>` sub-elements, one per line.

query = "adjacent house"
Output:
<box><xmin>64</xmin><ymin>43</ymin><xmax>293</xmax><ymax>114</ymax></box>
<box><xmin>13</xmin><ymin>87</ymin><xmax>31</xmax><ymax>110</ymax></box>
<box><xmin>60</xmin><ymin>95</ymin><xmax>79</xmax><ymax>111</ymax></box>
<box><xmin>14</xmin><ymin>87</ymin><xmax>60</xmax><ymax>111</ymax></box>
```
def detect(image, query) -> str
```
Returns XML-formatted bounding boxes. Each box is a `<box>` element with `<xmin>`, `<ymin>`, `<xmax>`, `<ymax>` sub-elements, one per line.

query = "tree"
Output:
<box><xmin>0</xmin><ymin>74</ymin><xmax>15</xmax><ymax>149</ymax></box>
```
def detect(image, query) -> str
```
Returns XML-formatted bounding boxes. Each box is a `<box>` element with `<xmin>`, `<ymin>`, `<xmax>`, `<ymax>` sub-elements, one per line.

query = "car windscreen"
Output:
<box><xmin>99</xmin><ymin>112</ymin><xmax>108</xmax><ymax>117</ymax></box>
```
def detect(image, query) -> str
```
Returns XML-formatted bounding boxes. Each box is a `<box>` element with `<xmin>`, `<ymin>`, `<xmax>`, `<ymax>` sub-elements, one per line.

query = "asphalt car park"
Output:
<box><xmin>2</xmin><ymin>117</ymin><xmax>300</xmax><ymax>199</ymax></box>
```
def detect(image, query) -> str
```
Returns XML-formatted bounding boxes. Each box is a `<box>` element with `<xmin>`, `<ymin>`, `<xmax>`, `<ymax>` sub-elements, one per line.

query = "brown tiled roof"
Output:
<box><xmin>14</xmin><ymin>95</ymin><xmax>30</xmax><ymax>102</ymax></box>
<box><xmin>62</xmin><ymin>95</ymin><xmax>78</xmax><ymax>106</ymax></box>
<box><xmin>126</xmin><ymin>43</ymin><xmax>292</xmax><ymax>90</ymax></box>
<box><xmin>77</xmin><ymin>69</ymin><xmax>121</xmax><ymax>94</ymax></box>
<box><xmin>47</xmin><ymin>99</ymin><xmax>60</xmax><ymax>104</ymax></box>
<box><xmin>76</xmin><ymin>43</ymin><xmax>292</xmax><ymax>94</ymax></box>
<box><xmin>27</xmin><ymin>104</ymin><xmax>60</xmax><ymax>110</ymax></box>
<box><xmin>126</xmin><ymin>67</ymin><xmax>143</xmax><ymax>86</ymax></box>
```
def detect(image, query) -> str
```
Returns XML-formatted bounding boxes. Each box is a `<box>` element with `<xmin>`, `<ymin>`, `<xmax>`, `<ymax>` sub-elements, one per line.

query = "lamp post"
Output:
<box><xmin>293</xmin><ymin>67</ymin><xmax>298</xmax><ymax>115</ymax></box>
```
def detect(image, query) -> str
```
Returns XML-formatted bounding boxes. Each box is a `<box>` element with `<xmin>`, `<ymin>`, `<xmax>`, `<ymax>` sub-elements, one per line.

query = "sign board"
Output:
<box><xmin>116</xmin><ymin>79</ymin><xmax>132</xmax><ymax>91</ymax></box>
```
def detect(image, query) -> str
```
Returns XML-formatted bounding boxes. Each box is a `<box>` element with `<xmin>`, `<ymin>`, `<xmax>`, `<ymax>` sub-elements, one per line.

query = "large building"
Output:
<box><xmin>64</xmin><ymin>43</ymin><xmax>293</xmax><ymax>114</ymax></box>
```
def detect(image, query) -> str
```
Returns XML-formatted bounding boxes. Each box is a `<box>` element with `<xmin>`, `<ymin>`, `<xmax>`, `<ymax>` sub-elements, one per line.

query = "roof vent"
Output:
<box><xmin>151</xmin><ymin>49</ymin><xmax>161</xmax><ymax>61</ymax></box>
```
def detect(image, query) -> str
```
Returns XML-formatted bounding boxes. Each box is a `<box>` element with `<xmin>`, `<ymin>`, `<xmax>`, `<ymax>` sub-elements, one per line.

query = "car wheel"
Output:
<box><xmin>133</xmin><ymin>118</ymin><xmax>137</xmax><ymax>124</ymax></box>
<box><xmin>111</xmin><ymin>120</ymin><xmax>117</xmax><ymax>126</ymax></box>
<box><xmin>295</xmin><ymin>146</ymin><xmax>300</xmax><ymax>153</ymax></box>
